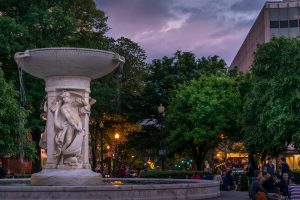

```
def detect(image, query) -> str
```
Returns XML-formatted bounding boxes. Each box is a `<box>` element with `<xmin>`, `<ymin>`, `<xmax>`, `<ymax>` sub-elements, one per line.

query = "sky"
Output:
<box><xmin>96</xmin><ymin>0</ymin><xmax>267</xmax><ymax>65</ymax></box>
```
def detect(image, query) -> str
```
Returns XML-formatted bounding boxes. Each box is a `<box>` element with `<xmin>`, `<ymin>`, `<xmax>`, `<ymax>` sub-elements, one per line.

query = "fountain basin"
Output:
<box><xmin>14</xmin><ymin>48</ymin><xmax>125</xmax><ymax>79</ymax></box>
<box><xmin>0</xmin><ymin>178</ymin><xmax>220</xmax><ymax>200</ymax></box>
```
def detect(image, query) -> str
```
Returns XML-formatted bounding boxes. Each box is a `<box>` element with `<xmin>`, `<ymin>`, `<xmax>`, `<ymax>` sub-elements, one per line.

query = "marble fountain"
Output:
<box><xmin>0</xmin><ymin>48</ymin><xmax>220</xmax><ymax>200</ymax></box>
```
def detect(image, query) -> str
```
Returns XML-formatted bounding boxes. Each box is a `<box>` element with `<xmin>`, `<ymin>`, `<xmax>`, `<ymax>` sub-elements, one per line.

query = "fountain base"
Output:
<box><xmin>31</xmin><ymin>169</ymin><xmax>102</xmax><ymax>186</ymax></box>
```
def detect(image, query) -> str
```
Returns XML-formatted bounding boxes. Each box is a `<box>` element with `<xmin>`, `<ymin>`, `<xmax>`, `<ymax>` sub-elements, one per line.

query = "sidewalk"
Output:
<box><xmin>215</xmin><ymin>191</ymin><xmax>249</xmax><ymax>200</ymax></box>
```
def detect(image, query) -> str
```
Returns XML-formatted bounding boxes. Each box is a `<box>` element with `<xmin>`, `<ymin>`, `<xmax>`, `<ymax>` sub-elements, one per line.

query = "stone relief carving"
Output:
<box><xmin>49</xmin><ymin>90</ymin><xmax>94</xmax><ymax>167</ymax></box>
<box><xmin>39</xmin><ymin>96</ymin><xmax>48</xmax><ymax>149</ymax></box>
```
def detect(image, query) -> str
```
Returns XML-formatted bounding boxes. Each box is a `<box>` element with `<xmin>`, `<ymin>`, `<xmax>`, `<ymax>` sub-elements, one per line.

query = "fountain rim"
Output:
<box><xmin>0</xmin><ymin>178</ymin><xmax>221</xmax><ymax>199</ymax></box>
<box><xmin>14</xmin><ymin>47</ymin><xmax>124</xmax><ymax>57</ymax></box>
<box><xmin>14</xmin><ymin>47</ymin><xmax>125</xmax><ymax>80</ymax></box>
<box><xmin>0</xmin><ymin>178</ymin><xmax>219</xmax><ymax>190</ymax></box>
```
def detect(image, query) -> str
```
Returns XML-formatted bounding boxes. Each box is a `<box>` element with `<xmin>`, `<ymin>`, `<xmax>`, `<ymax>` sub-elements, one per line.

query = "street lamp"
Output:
<box><xmin>106</xmin><ymin>145</ymin><xmax>112</xmax><ymax>177</ymax></box>
<box><xmin>114</xmin><ymin>132</ymin><xmax>120</xmax><ymax>140</ymax></box>
<box><xmin>114</xmin><ymin>132</ymin><xmax>120</xmax><ymax>177</ymax></box>
<box><xmin>99</xmin><ymin>121</ymin><xmax>104</xmax><ymax>174</ymax></box>
<box><xmin>158</xmin><ymin>104</ymin><xmax>166</xmax><ymax>171</ymax></box>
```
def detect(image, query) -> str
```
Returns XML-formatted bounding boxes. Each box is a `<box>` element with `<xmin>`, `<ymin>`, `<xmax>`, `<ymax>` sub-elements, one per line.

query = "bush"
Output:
<box><xmin>291</xmin><ymin>171</ymin><xmax>300</xmax><ymax>184</ymax></box>
<box><xmin>139</xmin><ymin>170</ymin><xmax>214</xmax><ymax>179</ymax></box>
<box><xmin>13</xmin><ymin>173</ymin><xmax>31</xmax><ymax>178</ymax></box>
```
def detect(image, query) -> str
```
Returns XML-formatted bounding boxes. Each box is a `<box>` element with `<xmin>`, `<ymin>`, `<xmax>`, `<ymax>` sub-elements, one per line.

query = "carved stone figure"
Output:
<box><xmin>50</xmin><ymin>91</ymin><xmax>89</xmax><ymax>167</ymax></box>
<box><xmin>39</xmin><ymin>97</ymin><xmax>48</xmax><ymax>149</ymax></box>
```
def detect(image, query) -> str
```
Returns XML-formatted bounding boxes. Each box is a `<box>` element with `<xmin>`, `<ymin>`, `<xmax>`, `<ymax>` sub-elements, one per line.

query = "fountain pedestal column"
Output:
<box><xmin>32</xmin><ymin>76</ymin><xmax>100</xmax><ymax>185</ymax></box>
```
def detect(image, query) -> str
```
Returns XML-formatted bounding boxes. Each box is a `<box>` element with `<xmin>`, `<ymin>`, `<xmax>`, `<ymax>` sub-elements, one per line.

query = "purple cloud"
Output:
<box><xmin>96</xmin><ymin>0</ymin><xmax>266</xmax><ymax>65</ymax></box>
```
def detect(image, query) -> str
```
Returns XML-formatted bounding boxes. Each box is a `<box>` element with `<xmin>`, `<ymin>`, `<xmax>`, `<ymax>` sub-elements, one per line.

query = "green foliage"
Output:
<box><xmin>143</xmin><ymin>52</ymin><xmax>227</xmax><ymax>115</ymax></box>
<box><xmin>242</xmin><ymin>37</ymin><xmax>300</xmax><ymax>155</ymax></box>
<box><xmin>0</xmin><ymin>68</ymin><xmax>35</xmax><ymax>160</ymax></box>
<box><xmin>0</xmin><ymin>0</ymin><xmax>147</xmax><ymax>167</ymax></box>
<box><xmin>291</xmin><ymin>171</ymin><xmax>300</xmax><ymax>184</ymax></box>
<box><xmin>166</xmin><ymin>75</ymin><xmax>241</xmax><ymax>169</ymax></box>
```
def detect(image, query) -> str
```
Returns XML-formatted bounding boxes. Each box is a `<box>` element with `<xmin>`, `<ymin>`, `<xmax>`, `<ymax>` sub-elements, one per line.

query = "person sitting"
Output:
<box><xmin>223</xmin><ymin>170</ymin><xmax>235</xmax><ymax>191</ymax></box>
<box><xmin>276</xmin><ymin>172</ymin><xmax>289</xmax><ymax>197</ymax></box>
<box><xmin>213</xmin><ymin>169</ymin><xmax>223</xmax><ymax>190</ymax></box>
<box><xmin>249</xmin><ymin>170</ymin><xmax>267</xmax><ymax>200</ymax></box>
<box><xmin>213</xmin><ymin>169</ymin><xmax>223</xmax><ymax>183</ymax></box>
<box><xmin>280</xmin><ymin>157</ymin><xmax>290</xmax><ymax>177</ymax></box>
<box><xmin>191</xmin><ymin>172</ymin><xmax>201</xmax><ymax>179</ymax></box>
<box><xmin>0</xmin><ymin>165</ymin><xmax>6</xmax><ymax>178</ymax></box>
<box><xmin>263</xmin><ymin>157</ymin><xmax>274</xmax><ymax>175</ymax></box>
<box><xmin>262</xmin><ymin>172</ymin><xmax>277</xmax><ymax>193</ymax></box>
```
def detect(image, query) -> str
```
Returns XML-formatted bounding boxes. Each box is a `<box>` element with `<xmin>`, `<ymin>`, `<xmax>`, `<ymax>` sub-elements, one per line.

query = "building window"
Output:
<box><xmin>280</xmin><ymin>21</ymin><xmax>288</xmax><ymax>28</ymax></box>
<box><xmin>270</xmin><ymin>28</ymin><xmax>279</xmax><ymax>37</ymax></box>
<box><xmin>270</xmin><ymin>21</ymin><xmax>279</xmax><ymax>28</ymax></box>
<box><xmin>279</xmin><ymin>28</ymin><xmax>289</xmax><ymax>37</ymax></box>
<box><xmin>269</xmin><ymin>8</ymin><xmax>279</xmax><ymax>21</ymax></box>
<box><xmin>279</xmin><ymin>8</ymin><xmax>289</xmax><ymax>21</ymax></box>
<box><xmin>290</xmin><ymin>20</ymin><xmax>298</xmax><ymax>28</ymax></box>
<box><xmin>290</xmin><ymin>27</ymin><xmax>299</xmax><ymax>37</ymax></box>
<box><xmin>289</xmin><ymin>8</ymin><xmax>298</xmax><ymax>20</ymax></box>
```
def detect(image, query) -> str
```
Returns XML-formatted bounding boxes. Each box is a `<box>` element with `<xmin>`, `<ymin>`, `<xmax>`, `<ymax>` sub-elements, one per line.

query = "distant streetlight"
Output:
<box><xmin>99</xmin><ymin>121</ymin><xmax>104</xmax><ymax>174</ymax></box>
<box><xmin>114</xmin><ymin>132</ymin><xmax>120</xmax><ymax>140</ymax></box>
<box><xmin>106</xmin><ymin>144</ymin><xmax>112</xmax><ymax>177</ymax></box>
<box><xmin>114</xmin><ymin>132</ymin><xmax>120</xmax><ymax>177</ymax></box>
<box><xmin>158</xmin><ymin>103</ymin><xmax>165</xmax><ymax>115</ymax></box>
<box><xmin>158</xmin><ymin>104</ymin><xmax>166</xmax><ymax>171</ymax></box>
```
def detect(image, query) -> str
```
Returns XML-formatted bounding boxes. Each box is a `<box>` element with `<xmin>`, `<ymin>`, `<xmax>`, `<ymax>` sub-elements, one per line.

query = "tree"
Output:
<box><xmin>166</xmin><ymin>75</ymin><xmax>241</xmax><ymax>170</ymax></box>
<box><xmin>0</xmin><ymin>0</ymin><xmax>111</xmax><ymax>172</ymax></box>
<box><xmin>242</xmin><ymin>37</ymin><xmax>300</xmax><ymax>155</ymax></box>
<box><xmin>89</xmin><ymin>37</ymin><xmax>147</xmax><ymax>170</ymax></box>
<box><xmin>0</xmin><ymin>67</ymin><xmax>35</xmax><ymax>164</ymax></box>
<box><xmin>141</xmin><ymin>52</ymin><xmax>227</xmax><ymax>117</ymax></box>
<box><xmin>124</xmin><ymin>52</ymin><xmax>227</xmax><ymax>168</ymax></box>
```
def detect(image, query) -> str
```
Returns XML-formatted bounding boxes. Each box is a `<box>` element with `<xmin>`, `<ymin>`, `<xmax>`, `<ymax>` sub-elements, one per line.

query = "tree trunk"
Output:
<box><xmin>0</xmin><ymin>157</ymin><xmax>5</xmax><ymax>168</ymax></box>
<box><xmin>31</xmin><ymin>129</ymin><xmax>41</xmax><ymax>173</ymax></box>
<box><xmin>191</xmin><ymin>144</ymin><xmax>209</xmax><ymax>170</ymax></box>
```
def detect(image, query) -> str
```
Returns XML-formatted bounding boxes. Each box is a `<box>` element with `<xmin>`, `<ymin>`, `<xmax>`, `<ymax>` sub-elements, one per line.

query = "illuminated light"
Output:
<box><xmin>114</xmin><ymin>132</ymin><xmax>120</xmax><ymax>139</ymax></box>
<box><xmin>112</xmin><ymin>181</ymin><xmax>124</xmax><ymax>185</ymax></box>
<box><xmin>106</xmin><ymin>145</ymin><xmax>110</xmax><ymax>150</ymax></box>
<box><xmin>150</xmin><ymin>163</ymin><xmax>155</xmax><ymax>169</ymax></box>
<box><xmin>131</xmin><ymin>155</ymin><xmax>135</xmax><ymax>158</ymax></box>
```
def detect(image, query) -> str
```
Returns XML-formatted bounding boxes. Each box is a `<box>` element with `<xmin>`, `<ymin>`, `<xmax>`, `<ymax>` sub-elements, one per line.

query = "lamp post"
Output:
<box><xmin>114</xmin><ymin>132</ymin><xmax>120</xmax><ymax>177</ymax></box>
<box><xmin>106</xmin><ymin>145</ymin><xmax>112</xmax><ymax>177</ymax></box>
<box><xmin>99</xmin><ymin>121</ymin><xmax>104</xmax><ymax>174</ymax></box>
<box><xmin>158</xmin><ymin>104</ymin><xmax>166</xmax><ymax>171</ymax></box>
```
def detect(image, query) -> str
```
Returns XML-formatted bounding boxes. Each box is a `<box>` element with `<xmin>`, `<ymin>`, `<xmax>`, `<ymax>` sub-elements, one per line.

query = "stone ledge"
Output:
<box><xmin>0</xmin><ymin>178</ymin><xmax>220</xmax><ymax>200</ymax></box>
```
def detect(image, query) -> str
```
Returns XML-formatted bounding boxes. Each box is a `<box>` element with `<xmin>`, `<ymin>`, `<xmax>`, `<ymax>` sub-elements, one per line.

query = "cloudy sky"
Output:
<box><xmin>96</xmin><ymin>0</ymin><xmax>267</xmax><ymax>65</ymax></box>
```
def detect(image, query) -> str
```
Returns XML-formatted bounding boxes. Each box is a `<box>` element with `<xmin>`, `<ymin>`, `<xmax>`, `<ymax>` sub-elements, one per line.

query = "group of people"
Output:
<box><xmin>248</xmin><ymin>157</ymin><xmax>291</xmax><ymax>200</ymax></box>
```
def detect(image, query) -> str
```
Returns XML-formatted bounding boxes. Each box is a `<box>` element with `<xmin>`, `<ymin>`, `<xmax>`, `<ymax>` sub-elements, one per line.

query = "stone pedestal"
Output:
<box><xmin>31</xmin><ymin>76</ymin><xmax>100</xmax><ymax>185</ymax></box>
<box><xmin>31</xmin><ymin>169</ymin><xmax>102</xmax><ymax>186</ymax></box>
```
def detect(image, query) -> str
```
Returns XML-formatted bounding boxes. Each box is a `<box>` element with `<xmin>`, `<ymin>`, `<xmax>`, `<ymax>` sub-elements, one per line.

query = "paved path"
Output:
<box><xmin>215</xmin><ymin>191</ymin><xmax>249</xmax><ymax>200</ymax></box>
